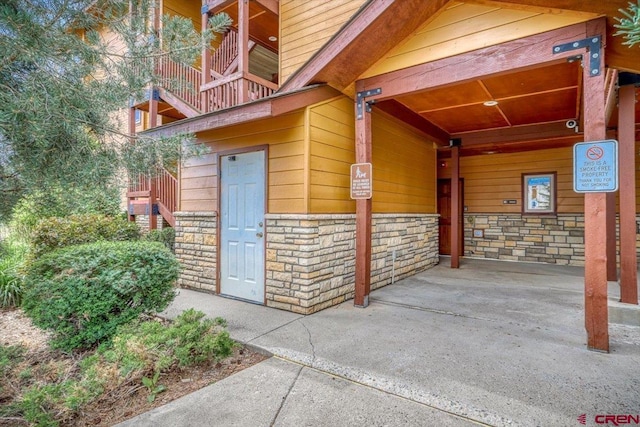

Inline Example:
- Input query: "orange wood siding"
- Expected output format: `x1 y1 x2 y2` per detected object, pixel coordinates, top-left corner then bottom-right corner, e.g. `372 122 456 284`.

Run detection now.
361 2 596 79
180 111 306 213
308 97 355 213
308 97 437 214
280 0 365 85
439 147 582 213
372 111 437 214
163 0 201 33
163 0 209 68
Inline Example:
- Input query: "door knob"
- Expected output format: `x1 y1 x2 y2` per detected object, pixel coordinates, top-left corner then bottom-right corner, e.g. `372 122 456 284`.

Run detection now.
256 232 263 238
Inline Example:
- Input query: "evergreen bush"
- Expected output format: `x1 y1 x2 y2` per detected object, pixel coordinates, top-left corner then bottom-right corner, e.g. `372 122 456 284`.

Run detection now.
30 213 140 257
22 241 179 351
142 227 175 253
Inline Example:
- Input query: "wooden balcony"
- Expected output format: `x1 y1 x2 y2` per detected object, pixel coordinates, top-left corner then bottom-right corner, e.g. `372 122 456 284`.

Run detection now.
201 71 277 112
138 50 277 117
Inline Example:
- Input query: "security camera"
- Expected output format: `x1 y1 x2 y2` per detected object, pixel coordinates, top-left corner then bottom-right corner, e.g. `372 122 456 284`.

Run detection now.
566 120 577 129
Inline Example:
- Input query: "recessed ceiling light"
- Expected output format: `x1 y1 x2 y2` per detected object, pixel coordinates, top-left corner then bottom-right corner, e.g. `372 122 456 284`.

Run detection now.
483 100 498 107
268 36 277 42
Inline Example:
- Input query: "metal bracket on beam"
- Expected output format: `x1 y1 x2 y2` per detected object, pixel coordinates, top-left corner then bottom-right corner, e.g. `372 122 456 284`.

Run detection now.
201 4 210 14
147 88 160 101
553 36 602 77
356 88 382 120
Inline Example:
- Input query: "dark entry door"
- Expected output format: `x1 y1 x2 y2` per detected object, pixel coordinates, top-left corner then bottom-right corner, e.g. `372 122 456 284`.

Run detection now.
437 179 463 255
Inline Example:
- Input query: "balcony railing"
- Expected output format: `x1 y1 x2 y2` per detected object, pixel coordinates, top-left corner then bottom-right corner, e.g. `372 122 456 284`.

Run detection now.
127 168 177 227
211 29 238 76
156 55 202 111
201 72 277 112
156 168 177 215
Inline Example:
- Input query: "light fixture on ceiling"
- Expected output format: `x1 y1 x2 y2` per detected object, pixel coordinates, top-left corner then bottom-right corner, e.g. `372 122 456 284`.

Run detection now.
268 36 277 42
483 100 498 107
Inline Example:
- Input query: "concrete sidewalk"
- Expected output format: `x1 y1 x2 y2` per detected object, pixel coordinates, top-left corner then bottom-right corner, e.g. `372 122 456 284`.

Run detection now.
118 258 640 426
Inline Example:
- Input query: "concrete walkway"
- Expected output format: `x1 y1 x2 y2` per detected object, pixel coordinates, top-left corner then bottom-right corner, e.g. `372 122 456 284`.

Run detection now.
118 258 640 427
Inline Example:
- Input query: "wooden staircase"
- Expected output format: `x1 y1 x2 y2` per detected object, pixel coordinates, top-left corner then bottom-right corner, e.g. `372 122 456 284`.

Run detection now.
129 31 278 229
128 168 177 229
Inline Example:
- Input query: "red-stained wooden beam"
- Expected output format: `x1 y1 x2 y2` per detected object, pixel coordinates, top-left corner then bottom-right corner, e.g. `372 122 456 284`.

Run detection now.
271 85 341 117
452 121 580 146
237 0 249 104
375 100 450 145
201 9 212 113
148 176 157 231
128 106 136 223
582 19 608 352
359 21 591 102
148 87 159 231
605 70 618 283
354 84 372 308
604 69 618 125
606 193 617 282
451 144 460 269
280 0 449 92
148 91 158 129
618 80 639 305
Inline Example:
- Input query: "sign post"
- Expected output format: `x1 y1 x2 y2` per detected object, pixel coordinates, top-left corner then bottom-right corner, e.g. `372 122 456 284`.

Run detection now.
573 140 618 193
574 139 618 353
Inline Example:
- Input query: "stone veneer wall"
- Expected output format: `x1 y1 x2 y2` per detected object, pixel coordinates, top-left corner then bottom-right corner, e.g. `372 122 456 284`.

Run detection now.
265 214 439 314
173 212 217 292
463 214 586 265
134 215 170 232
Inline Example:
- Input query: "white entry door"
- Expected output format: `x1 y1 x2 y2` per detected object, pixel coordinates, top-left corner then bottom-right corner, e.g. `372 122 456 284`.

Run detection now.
220 151 265 303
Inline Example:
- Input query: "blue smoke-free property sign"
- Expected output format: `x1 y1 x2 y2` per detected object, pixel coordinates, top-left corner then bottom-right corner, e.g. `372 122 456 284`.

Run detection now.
573 140 618 193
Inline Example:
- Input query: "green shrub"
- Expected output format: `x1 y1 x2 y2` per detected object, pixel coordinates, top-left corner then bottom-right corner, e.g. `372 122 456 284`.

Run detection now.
142 227 175 253
31 213 140 257
9 188 122 239
22 241 179 351
0 239 28 308
105 309 234 376
0 267 22 308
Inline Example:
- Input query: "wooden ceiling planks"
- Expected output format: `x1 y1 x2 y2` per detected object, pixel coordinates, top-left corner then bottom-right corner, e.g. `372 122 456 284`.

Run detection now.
213 0 279 52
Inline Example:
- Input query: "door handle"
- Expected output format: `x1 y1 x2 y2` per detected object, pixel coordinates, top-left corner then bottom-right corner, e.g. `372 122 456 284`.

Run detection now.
256 232 263 238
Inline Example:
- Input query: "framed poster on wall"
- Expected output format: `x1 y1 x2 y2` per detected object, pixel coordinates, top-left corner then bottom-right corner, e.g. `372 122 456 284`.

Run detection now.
522 172 556 215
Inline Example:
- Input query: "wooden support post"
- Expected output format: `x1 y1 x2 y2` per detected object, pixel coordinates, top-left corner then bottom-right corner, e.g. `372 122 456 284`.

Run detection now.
128 106 136 223
152 0 160 32
582 20 608 352
618 81 638 304
238 0 249 104
606 192 617 282
148 90 158 231
451 144 460 269
201 9 212 112
149 89 158 129
149 177 157 231
354 93 372 308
